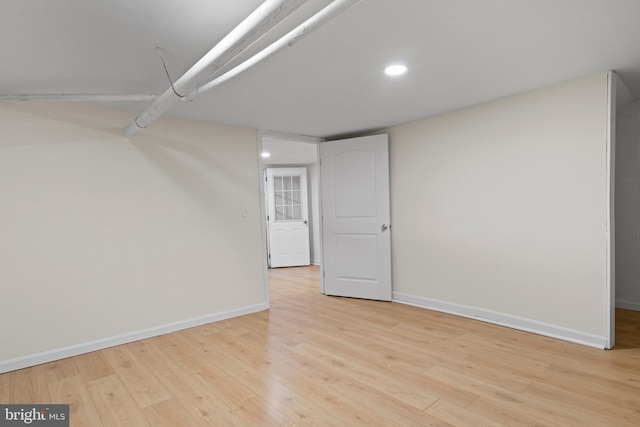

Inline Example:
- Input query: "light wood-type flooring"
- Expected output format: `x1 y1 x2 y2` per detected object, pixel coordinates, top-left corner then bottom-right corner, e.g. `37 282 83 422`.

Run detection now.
2 265 640 426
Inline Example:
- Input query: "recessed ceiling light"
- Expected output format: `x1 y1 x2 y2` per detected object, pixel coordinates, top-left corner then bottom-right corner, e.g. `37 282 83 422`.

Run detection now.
384 64 407 77
261 152 271 158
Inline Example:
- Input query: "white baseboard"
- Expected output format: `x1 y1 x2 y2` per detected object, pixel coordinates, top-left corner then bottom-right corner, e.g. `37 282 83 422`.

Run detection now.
0 303 268 374
616 299 640 311
393 292 607 349
312 260 321 266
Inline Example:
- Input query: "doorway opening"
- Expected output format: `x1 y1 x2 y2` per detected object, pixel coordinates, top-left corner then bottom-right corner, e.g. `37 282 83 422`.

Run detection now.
259 134 322 292
259 132 393 303
613 74 640 350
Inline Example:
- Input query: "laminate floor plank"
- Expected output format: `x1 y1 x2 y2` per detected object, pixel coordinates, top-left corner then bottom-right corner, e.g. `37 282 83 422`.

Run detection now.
86 374 149 427
101 345 172 408
0 372 10 402
155 369 247 427
48 375 103 427
71 351 114 382
8 364 50 404
142 398 210 427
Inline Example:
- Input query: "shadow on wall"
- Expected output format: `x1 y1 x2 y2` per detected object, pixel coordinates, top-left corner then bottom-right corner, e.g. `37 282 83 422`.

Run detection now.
133 130 257 220
616 99 640 312
5 102 128 140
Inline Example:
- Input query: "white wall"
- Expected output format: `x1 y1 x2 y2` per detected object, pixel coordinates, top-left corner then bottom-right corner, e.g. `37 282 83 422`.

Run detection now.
262 137 318 165
616 99 640 311
389 73 611 347
0 102 266 372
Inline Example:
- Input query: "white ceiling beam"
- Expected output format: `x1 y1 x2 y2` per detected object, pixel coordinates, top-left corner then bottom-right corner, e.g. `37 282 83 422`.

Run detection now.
194 0 361 97
123 0 307 138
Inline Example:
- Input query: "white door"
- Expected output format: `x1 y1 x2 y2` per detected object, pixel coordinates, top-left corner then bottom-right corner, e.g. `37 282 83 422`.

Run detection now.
320 134 392 301
266 167 311 268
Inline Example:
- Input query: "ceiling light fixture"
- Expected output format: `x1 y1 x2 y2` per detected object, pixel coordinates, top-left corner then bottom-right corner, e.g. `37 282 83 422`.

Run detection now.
261 152 271 158
384 64 407 77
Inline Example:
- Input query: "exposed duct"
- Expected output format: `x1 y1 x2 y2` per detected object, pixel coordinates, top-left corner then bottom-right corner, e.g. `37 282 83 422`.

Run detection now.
194 0 360 97
123 0 307 137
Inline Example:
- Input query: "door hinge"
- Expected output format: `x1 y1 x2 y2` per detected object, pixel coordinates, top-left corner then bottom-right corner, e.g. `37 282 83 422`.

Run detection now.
323 270 325 278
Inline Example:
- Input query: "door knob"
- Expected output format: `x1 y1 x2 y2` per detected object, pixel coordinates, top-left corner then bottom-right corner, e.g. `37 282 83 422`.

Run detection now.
304 220 308 225
381 224 389 232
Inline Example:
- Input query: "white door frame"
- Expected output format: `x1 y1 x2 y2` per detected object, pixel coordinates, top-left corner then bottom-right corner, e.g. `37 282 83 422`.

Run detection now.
258 132 391 299
605 71 616 349
258 132 324 299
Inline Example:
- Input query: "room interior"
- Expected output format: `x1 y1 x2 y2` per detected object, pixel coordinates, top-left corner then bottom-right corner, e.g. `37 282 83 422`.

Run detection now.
2 0 640 424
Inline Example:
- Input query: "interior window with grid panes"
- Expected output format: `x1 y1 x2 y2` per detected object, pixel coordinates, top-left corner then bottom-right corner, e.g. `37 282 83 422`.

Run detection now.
274 175 302 221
